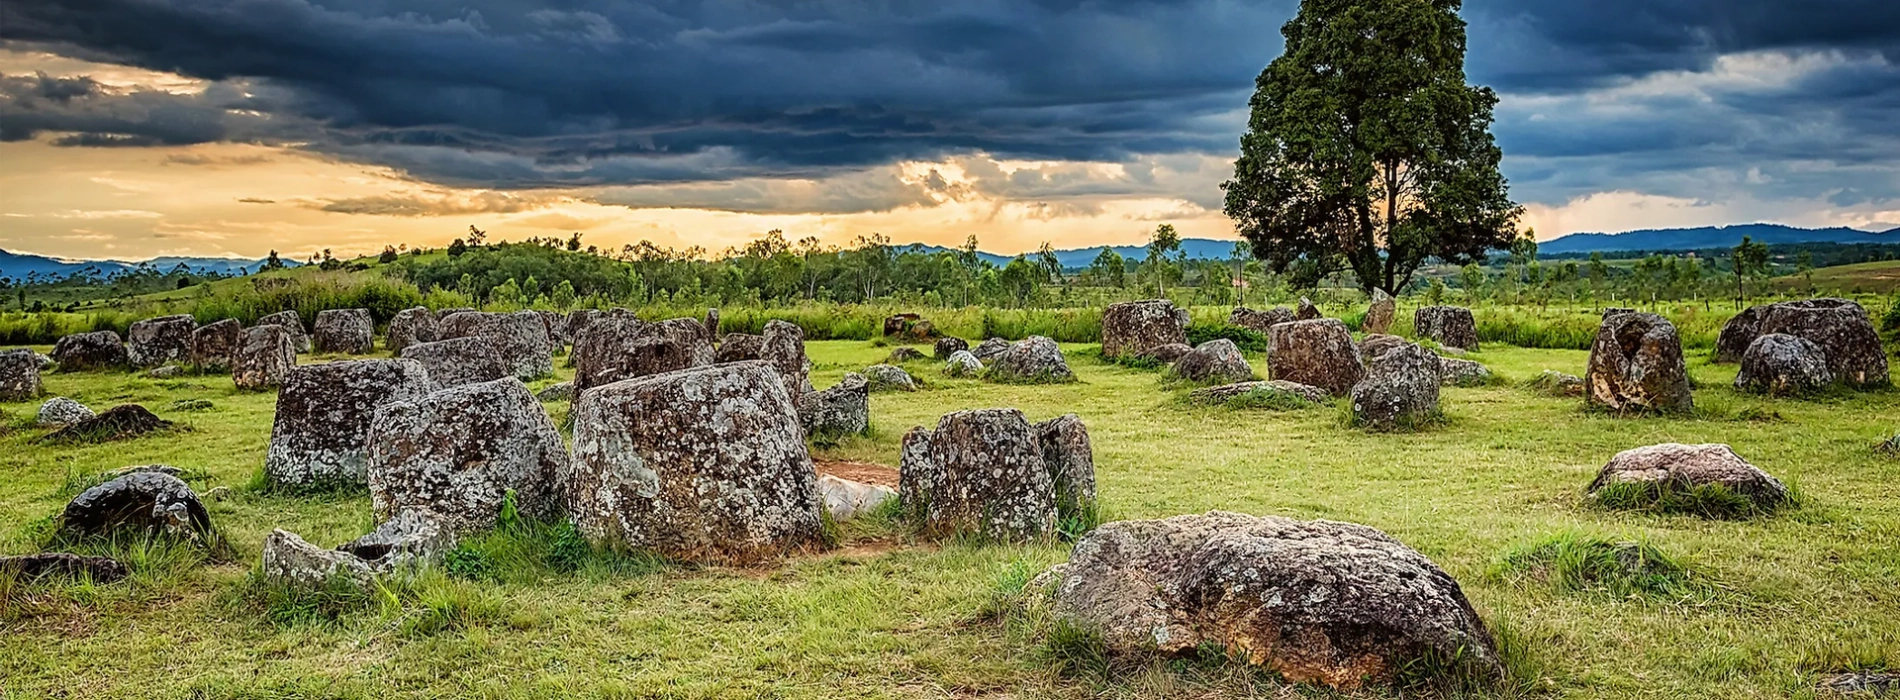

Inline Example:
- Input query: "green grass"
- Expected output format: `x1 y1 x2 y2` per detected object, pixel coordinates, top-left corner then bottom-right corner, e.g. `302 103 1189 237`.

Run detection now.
1493 533 1713 603
2 338 1899 698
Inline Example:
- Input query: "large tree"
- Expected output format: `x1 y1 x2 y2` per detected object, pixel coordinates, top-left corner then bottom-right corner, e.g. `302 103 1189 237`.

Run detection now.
1222 0 1521 296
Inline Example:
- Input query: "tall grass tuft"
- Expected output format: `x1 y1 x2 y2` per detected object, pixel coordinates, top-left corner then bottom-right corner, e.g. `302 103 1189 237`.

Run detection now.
1494 533 1713 602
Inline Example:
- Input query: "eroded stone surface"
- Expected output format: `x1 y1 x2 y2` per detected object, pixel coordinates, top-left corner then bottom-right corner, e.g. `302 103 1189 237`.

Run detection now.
401 337 508 389
934 337 970 359
128 315 196 368
760 320 809 400
1414 306 1480 350
385 307 438 355
438 311 554 380
265 359 434 489
798 372 869 439
573 313 712 392
1101 300 1189 358
1734 333 1833 395
1586 312 1693 414
717 333 765 363
1295 297 1321 321
971 337 1011 361
313 309 375 354
38 397 93 426
898 408 1055 541
818 475 895 521
261 509 453 589
191 319 242 371
1040 511 1500 690
1350 342 1442 430
1359 334 1408 362
1034 414 1096 519
568 361 823 562
1229 306 1296 335
943 351 983 378
1755 298 1888 387
986 336 1074 383
1438 357 1494 387
234 325 298 390
1138 343 1193 363
863 364 918 392
536 381 575 402
1267 319 1363 396
60 471 212 544
254 310 312 353
367 378 570 533
1362 289 1396 335
1587 443 1789 510
0 349 42 401
53 331 128 371
1169 339 1254 385
886 347 927 364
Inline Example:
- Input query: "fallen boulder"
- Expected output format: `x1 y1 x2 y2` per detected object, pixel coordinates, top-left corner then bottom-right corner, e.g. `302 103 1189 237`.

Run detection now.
885 347 927 364
42 404 172 443
261 509 453 589
536 381 574 402
59 470 212 544
1267 319 1363 396
1137 343 1193 364
53 331 128 371
367 378 570 533
863 364 918 392
568 361 824 562
1585 311 1693 414
265 359 434 490
1039 511 1500 690
127 315 196 368
1756 298 1888 387
971 337 1011 361
1101 299 1189 358
818 475 896 521
1438 357 1494 387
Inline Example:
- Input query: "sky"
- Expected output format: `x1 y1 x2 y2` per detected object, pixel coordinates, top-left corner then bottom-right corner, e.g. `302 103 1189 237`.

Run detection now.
2 0 1899 262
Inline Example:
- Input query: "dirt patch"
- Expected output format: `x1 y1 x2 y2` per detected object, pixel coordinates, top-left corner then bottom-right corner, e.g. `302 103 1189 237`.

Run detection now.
814 458 898 487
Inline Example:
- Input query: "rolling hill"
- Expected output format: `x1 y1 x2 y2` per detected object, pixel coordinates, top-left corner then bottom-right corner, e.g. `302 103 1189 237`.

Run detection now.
0 249 290 280
1540 223 1900 254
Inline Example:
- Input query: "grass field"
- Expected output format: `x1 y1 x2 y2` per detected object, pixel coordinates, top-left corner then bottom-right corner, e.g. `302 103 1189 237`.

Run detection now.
3 340 1899 699
1775 260 1900 295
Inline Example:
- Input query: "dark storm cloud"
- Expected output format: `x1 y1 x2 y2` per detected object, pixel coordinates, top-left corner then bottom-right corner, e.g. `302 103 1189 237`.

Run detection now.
3 0 1900 215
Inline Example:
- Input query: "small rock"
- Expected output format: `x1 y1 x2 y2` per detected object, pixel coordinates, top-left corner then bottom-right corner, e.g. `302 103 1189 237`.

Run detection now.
818 475 896 521
1438 357 1494 387
885 347 927 364
261 509 453 590
798 373 870 439
42 405 173 443
1734 333 1832 395
863 364 918 392
146 364 185 379
1295 296 1321 320
1530 370 1585 397
986 336 1074 383
1358 334 1409 362
1587 443 1790 512
37 397 94 426
203 486 232 502
1169 339 1254 385
942 350 983 378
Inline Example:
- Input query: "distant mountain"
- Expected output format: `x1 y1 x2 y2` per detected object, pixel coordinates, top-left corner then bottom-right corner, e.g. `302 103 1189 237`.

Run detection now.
904 238 1242 270
1541 224 1900 254
0 249 289 280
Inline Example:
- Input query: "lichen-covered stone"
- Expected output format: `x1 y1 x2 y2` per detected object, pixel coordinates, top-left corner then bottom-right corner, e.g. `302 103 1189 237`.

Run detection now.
53 330 128 371
573 314 712 392
568 361 824 563
703 308 720 339
1267 319 1364 396
1034 414 1096 518
1587 443 1789 510
38 397 93 426
1734 333 1833 395
934 337 970 359
564 309 603 347
1358 333 1408 362
986 336 1074 383
367 378 570 533
797 372 870 439
385 307 438 355
233 325 298 390
313 308 375 354
1362 289 1396 334
1712 305 1765 363
265 359 434 489
1438 357 1494 387
898 408 1055 541
0 349 42 401
261 509 453 589
438 311 554 380
1138 343 1193 364
1295 296 1321 321
127 315 196 368
1169 339 1254 385
1350 342 1442 430
1040 511 1499 690
943 350 983 378
538 310 571 348
1414 306 1480 350
254 310 312 353
863 364 918 392
536 381 574 402
1754 298 1888 387
885 347 927 364
717 333 765 363
971 337 1011 361
1229 306 1296 335
60 470 213 544
1189 380 1330 405
400 337 508 389
1101 300 1189 358
760 320 809 400
190 318 242 371
1586 311 1693 414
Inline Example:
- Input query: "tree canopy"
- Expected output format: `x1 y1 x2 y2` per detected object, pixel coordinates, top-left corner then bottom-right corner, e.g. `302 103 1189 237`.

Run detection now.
1222 0 1521 295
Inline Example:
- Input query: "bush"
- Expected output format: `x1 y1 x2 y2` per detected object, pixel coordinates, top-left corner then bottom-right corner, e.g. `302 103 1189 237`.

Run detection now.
1184 322 1267 353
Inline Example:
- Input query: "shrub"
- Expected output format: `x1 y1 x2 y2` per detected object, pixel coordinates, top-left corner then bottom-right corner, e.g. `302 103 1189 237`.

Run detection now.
1184 322 1267 353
